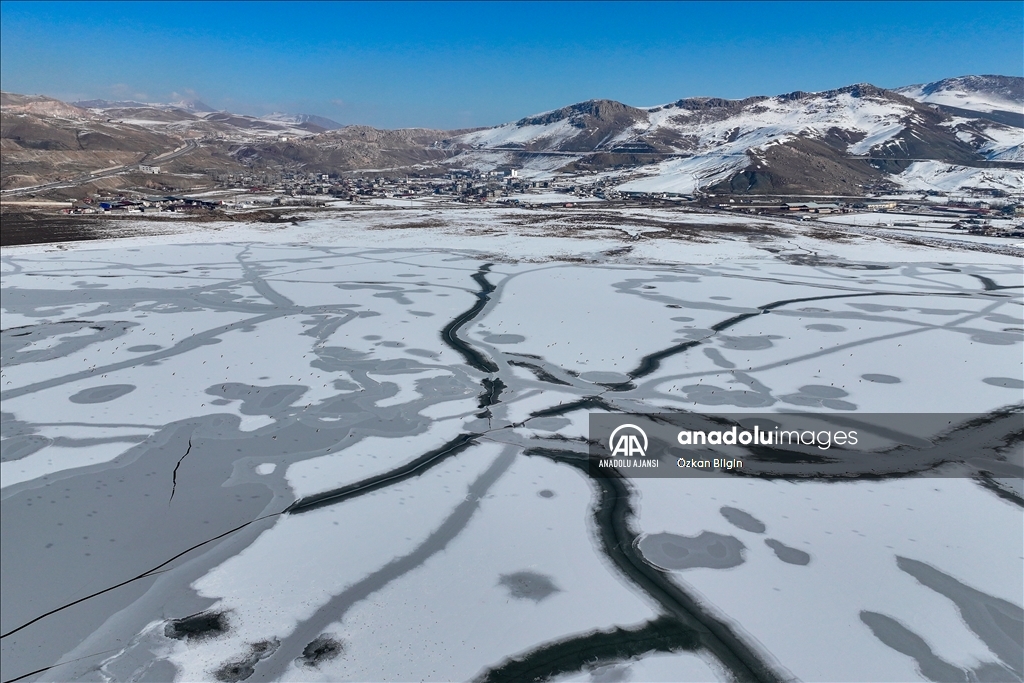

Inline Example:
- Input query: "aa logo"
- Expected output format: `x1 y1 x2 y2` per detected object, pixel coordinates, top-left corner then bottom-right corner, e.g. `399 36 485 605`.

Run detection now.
608 424 648 457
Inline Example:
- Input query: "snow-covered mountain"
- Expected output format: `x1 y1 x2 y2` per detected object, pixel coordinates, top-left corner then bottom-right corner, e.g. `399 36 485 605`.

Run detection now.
261 112 344 131
448 83 1022 195
897 75 1023 115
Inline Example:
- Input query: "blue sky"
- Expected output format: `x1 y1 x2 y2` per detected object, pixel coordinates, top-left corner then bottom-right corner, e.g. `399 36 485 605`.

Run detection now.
1 1 1021 129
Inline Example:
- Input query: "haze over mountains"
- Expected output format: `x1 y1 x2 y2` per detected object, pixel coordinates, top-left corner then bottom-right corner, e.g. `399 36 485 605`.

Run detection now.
2 75 1021 196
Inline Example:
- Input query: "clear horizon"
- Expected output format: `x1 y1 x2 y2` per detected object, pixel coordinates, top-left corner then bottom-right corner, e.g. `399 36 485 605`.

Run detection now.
1 0 1021 129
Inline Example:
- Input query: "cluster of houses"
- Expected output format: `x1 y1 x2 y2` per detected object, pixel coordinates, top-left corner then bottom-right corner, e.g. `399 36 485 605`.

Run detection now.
211 169 558 204
64 195 221 215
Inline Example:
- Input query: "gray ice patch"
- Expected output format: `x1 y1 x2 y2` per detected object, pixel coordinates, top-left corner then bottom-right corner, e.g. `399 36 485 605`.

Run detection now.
2 321 137 366
69 384 136 404
677 329 715 340
986 314 1021 325
498 571 561 602
897 556 1023 677
848 303 907 312
311 346 369 371
718 335 777 350
580 371 630 384
483 334 526 345
863 374 901 384
1 434 51 462
800 385 848 398
1 411 36 438
703 347 735 369
805 324 846 332
637 532 745 570
528 417 572 432
205 383 307 416
127 344 163 352
780 385 856 411
720 506 766 533
405 348 439 359
764 539 811 565
970 332 1021 346
679 384 776 408
860 612 968 683
982 377 1024 390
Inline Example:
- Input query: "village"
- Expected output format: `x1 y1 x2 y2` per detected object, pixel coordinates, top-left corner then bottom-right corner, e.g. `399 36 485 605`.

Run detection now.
51 166 1023 239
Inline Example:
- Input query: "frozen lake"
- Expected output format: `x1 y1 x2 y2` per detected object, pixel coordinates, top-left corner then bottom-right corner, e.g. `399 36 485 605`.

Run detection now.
2 212 1022 683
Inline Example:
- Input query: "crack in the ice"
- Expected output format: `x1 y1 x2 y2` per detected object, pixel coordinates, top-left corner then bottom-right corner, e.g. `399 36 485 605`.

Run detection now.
627 289 975 380
169 438 192 504
287 433 483 514
518 445 790 683
0 647 123 683
440 263 499 373
0 513 282 640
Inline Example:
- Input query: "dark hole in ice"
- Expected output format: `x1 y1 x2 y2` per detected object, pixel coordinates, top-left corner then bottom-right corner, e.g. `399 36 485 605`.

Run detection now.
164 611 227 641
499 571 561 602
637 532 745 570
765 539 811 565
299 635 343 667
538 489 555 498
215 661 254 682
862 374 901 384
720 506 766 533
983 377 1024 390
69 384 136 404
214 639 279 682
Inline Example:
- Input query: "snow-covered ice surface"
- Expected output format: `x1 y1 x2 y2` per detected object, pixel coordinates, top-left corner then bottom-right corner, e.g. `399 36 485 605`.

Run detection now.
2 208 1022 683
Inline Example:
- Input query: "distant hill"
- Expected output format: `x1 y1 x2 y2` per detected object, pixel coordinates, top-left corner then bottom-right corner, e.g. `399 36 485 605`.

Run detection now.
4 76 1022 195
74 98 217 113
